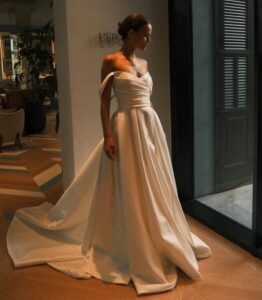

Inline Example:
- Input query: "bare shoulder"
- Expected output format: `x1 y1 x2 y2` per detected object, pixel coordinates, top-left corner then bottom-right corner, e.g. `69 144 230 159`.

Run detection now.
101 53 119 80
101 54 114 79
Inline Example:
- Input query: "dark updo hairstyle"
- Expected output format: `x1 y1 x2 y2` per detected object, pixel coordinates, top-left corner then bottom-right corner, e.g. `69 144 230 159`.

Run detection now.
117 13 149 41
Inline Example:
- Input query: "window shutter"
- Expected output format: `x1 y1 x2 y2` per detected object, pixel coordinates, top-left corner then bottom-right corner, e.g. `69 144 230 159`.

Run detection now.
224 0 247 50
222 0 249 110
214 0 254 193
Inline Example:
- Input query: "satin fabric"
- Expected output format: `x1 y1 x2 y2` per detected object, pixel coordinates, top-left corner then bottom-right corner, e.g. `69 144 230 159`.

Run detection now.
6 71 212 295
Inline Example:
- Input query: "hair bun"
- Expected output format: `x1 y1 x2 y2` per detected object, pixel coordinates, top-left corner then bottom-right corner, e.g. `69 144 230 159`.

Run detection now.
117 13 149 41
117 21 124 37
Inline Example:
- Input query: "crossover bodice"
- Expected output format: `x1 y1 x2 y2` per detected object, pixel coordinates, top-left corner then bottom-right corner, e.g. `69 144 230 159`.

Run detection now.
99 71 153 111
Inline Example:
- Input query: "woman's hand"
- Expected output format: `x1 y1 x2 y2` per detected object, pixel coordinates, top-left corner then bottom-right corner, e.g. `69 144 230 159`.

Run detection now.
104 136 116 161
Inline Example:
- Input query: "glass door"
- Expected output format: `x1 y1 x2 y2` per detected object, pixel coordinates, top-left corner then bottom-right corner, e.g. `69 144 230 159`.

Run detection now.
168 0 262 257
193 0 254 230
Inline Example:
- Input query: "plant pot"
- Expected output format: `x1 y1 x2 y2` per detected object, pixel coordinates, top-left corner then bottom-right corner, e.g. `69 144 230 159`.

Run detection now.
25 100 46 134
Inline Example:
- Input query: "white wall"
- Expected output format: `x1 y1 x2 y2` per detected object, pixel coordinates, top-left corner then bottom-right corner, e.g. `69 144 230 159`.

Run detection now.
53 0 171 188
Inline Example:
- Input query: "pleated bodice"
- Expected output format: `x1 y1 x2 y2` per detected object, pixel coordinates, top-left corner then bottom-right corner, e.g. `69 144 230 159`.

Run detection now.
99 71 153 111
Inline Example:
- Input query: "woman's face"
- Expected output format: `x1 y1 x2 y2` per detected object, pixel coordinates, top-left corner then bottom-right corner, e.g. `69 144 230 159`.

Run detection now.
132 23 152 50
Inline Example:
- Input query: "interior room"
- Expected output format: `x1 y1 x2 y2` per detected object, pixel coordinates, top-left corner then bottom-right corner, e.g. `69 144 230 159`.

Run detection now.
0 0 262 299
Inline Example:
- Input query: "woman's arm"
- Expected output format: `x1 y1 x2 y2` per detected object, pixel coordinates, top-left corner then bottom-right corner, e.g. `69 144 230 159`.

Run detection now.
100 56 116 161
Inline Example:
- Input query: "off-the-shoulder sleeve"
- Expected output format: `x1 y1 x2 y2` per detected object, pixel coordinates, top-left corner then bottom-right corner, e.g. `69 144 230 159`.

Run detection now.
98 71 115 99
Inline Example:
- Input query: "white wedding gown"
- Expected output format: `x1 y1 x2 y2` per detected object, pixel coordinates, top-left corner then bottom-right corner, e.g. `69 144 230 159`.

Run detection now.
6 71 212 295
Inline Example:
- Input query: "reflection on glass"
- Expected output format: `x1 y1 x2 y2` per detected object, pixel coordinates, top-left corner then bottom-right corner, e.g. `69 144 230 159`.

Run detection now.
0 33 19 80
192 0 253 229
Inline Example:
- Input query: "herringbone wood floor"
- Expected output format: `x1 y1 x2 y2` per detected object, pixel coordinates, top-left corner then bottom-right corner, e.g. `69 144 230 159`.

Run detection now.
0 112 262 300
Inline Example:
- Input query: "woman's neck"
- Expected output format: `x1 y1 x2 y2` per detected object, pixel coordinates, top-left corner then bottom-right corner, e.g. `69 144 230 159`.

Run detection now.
120 42 136 58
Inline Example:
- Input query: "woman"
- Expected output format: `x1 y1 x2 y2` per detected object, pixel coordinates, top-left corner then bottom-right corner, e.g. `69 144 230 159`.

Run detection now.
101 14 152 162
7 13 212 295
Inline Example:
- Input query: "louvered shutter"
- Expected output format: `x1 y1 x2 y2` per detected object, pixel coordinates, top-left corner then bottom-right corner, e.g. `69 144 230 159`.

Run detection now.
224 56 235 109
223 0 249 110
224 0 247 50
214 0 253 192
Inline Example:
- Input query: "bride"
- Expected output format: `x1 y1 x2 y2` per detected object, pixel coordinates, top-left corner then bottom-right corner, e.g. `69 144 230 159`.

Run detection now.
6 13 212 295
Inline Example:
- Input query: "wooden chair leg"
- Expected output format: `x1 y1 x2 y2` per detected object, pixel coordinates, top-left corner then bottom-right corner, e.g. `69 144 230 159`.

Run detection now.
15 132 22 149
0 134 2 153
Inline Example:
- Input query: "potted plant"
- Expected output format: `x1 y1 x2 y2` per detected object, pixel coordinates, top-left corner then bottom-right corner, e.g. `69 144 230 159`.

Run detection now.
13 61 24 88
15 20 56 134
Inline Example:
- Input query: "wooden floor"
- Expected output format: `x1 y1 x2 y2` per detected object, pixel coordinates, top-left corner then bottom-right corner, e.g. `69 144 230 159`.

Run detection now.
1 112 262 300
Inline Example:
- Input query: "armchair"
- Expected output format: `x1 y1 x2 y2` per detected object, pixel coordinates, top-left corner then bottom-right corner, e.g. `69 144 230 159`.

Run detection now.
0 109 25 152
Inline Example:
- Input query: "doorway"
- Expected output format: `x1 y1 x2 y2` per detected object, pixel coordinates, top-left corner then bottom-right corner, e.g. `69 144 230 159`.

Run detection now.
168 0 262 257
